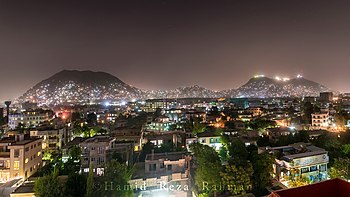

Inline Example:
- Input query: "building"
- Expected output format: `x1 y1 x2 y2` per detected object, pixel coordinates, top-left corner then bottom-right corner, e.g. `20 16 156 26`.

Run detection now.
147 116 175 132
311 112 330 129
263 143 328 187
186 131 223 152
8 110 51 130
30 129 64 152
142 99 177 113
319 92 333 102
80 136 134 175
0 135 43 182
129 152 190 197
268 178 350 197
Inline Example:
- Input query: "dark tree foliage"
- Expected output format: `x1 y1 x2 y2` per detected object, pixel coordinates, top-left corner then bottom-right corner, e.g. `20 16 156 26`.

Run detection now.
65 173 87 197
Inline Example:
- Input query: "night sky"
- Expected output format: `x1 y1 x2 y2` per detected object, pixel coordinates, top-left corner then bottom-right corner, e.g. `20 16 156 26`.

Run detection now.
1 0 350 102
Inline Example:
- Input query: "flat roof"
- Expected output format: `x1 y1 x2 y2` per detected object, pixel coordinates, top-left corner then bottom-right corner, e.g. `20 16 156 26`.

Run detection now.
269 178 350 197
145 152 187 161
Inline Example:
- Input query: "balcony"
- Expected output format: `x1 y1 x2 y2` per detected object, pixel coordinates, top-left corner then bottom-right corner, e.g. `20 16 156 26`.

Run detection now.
0 152 10 158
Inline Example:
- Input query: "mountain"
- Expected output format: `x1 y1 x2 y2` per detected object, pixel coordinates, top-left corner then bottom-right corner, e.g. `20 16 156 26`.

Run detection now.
19 70 143 106
144 85 223 99
18 70 335 106
226 76 332 98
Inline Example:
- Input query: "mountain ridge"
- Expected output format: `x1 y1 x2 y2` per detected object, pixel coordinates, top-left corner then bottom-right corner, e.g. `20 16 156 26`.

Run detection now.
18 70 335 106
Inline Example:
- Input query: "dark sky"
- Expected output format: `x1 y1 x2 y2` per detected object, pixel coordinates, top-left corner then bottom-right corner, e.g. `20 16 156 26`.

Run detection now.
1 0 350 102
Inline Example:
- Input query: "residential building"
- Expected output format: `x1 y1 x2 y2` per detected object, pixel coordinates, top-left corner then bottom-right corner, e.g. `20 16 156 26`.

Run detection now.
263 143 328 187
8 110 51 130
311 112 330 129
0 135 43 182
80 136 134 175
30 129 64 152
130 152 190 197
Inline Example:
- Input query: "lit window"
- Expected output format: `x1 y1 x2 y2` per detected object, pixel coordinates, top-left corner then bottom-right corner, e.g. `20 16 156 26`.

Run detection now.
14 161 19 170
25 158 29 164
37 152 41 156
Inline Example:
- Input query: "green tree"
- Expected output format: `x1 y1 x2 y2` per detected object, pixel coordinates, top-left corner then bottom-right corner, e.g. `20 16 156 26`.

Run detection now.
65 173 87 197
190 143 222 196
100 160 134 197
286 168 310 188
34 168 63 197
329 158 350 180
342 144 350 157
220 163 253 195
86 164 94 197
227 138 249 165
251 153 274 196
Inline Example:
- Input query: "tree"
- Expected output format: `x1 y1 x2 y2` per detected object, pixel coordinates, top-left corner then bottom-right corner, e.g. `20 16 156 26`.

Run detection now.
220 163 253 195
227 138 249 165
286 168 310 188
86 112 97 127
100 160 134 197
65 173 86 197
86 164 94 197
34 168 63 197
190 143 222 196
192 120 206 136
294 130 309 143
329 158 350 180
342 144 350 157
251 153 274 196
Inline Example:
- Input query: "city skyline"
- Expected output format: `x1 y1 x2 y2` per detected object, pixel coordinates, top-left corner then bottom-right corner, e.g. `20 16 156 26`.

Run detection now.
2 0 350 101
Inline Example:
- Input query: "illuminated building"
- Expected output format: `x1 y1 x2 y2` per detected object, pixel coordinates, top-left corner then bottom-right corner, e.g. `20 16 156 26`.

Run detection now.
263 143 328 187
8 110 51 130
129 152 190 197
30 129 64 152
0 135 43 182
311 112 330 129
147 115 175 132
80 136 134 175
186 131 223 152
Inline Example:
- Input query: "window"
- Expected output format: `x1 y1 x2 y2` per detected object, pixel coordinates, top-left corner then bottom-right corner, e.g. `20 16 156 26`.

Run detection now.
310 166 318 172
14 150 20 157
320 164 327 172
301 167 309 173
25 147 29 152
14 161 19 170
25 158 29 164
160 163 165 168
149 163 156 171
167 165 172 171
37 151 41 156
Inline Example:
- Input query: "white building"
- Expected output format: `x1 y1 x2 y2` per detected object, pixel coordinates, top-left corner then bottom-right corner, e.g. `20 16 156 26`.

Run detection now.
311 112 330 129
8 110 51 130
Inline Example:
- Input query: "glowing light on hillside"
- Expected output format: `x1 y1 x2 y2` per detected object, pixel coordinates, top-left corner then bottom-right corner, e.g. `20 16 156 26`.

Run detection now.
254 75 265 78
297 74 303 78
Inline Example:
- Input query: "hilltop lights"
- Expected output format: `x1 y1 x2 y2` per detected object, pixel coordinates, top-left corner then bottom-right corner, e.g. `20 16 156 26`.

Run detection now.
254 74 265 78
297 74 303 78
275 76 290 82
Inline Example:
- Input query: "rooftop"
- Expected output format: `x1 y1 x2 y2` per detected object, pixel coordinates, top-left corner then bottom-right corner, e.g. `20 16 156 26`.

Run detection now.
269 178 350 197
145 151 187 161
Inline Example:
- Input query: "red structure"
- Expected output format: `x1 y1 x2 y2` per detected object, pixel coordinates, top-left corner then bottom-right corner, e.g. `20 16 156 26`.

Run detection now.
269 178 350 197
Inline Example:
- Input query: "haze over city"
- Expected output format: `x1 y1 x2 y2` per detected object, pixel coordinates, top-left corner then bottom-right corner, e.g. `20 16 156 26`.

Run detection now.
1 1 350 102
